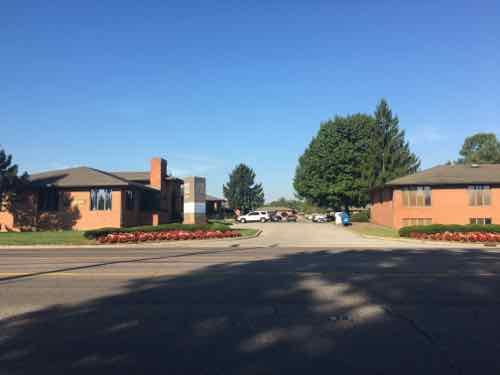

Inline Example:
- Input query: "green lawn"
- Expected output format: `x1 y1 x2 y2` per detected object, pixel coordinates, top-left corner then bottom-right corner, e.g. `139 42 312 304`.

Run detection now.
0 227 259 246
350 223 400 238
236 228 260 237
0 231 93 246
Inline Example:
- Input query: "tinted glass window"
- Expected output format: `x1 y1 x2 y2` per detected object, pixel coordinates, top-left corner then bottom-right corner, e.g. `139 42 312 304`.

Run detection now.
90 188 112 211
125 190 135 210
402 186 432 207
38 189 59 211
470 218 492 225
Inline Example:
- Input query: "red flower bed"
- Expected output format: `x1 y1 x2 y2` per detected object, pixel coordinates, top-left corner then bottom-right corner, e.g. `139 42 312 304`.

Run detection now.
97 230 241 244
410 231 500 243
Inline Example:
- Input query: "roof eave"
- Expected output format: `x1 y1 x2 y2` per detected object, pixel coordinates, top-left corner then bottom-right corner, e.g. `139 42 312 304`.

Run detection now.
386 181 500 188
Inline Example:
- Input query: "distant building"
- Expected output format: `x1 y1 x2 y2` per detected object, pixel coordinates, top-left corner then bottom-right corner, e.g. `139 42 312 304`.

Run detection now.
370 164 500 228
205 195 227 219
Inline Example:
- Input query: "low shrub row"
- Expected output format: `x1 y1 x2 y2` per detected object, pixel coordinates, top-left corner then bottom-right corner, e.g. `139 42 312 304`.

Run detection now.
408 231 500 243
399 224 500 237
98 230 241 244
84 222 231 239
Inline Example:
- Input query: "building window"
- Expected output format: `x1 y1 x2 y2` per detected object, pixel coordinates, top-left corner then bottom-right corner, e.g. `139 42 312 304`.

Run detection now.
402 218 432 227
470 218 492 225
90 188 112 211
468 185 491 206
38 189 59 211
402 187 432 207
125 190 136 210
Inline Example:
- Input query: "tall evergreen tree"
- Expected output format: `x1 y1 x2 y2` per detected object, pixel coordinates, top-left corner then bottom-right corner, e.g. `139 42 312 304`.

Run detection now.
365 99 420 188
223 164 264 212
0 148 27 210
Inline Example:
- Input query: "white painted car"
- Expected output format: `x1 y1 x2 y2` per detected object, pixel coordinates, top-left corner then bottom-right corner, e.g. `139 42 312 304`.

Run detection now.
312 214 328 223
238 211 270 223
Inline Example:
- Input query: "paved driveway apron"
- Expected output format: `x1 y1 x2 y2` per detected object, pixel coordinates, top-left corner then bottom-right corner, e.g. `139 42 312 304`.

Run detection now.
235 221 401 247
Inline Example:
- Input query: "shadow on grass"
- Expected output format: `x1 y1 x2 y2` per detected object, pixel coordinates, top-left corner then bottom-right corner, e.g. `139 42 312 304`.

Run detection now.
1 248 500 374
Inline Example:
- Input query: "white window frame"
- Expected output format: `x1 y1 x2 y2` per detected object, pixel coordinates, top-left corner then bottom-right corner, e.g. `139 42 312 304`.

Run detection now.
402 186 432 207
468 185 491 206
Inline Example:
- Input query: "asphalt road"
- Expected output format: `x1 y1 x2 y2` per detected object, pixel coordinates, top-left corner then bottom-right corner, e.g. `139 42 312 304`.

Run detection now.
2 244 500 374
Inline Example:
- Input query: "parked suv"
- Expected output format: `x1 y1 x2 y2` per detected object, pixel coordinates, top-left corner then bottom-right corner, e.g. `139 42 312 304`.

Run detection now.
238 211 270 223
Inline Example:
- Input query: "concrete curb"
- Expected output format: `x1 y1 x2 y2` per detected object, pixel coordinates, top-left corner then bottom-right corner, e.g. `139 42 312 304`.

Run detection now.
230 229 263 241
0 228 262 250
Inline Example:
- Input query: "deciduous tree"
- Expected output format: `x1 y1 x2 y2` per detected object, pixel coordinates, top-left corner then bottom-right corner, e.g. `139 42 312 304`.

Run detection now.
293 114 373 210
457 133 500 164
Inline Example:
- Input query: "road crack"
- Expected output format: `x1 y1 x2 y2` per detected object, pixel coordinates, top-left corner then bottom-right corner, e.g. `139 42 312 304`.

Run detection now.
383 305 462 375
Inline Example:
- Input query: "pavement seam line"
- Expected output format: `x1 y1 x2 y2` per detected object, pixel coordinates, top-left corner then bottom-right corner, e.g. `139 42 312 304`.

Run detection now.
382 305 462 375
0 246 264 283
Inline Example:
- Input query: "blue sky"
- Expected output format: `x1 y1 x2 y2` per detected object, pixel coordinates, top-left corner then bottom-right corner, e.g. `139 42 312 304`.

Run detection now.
2 1 499 201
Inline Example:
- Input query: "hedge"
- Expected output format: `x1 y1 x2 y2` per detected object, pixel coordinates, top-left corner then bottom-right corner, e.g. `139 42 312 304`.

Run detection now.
84 222 231 239
399 224 500 237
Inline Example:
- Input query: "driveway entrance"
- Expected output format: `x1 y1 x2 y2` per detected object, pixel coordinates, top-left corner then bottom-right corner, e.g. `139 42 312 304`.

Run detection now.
234 221 395 247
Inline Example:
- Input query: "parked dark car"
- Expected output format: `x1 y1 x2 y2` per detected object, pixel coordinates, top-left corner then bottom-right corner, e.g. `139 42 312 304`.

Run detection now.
281 211 297 222
267 210 297 222
269 211 282 222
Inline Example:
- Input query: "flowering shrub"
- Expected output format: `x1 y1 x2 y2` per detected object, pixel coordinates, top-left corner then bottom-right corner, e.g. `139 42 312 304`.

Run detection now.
84 223 231 239
97 230 241 244
399 224 500 237
409 231 500 243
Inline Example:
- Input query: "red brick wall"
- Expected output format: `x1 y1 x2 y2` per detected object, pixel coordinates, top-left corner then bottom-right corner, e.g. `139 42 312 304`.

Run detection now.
370 188 394 227
1 189 123 231
393 186 500 228
372 186 500 229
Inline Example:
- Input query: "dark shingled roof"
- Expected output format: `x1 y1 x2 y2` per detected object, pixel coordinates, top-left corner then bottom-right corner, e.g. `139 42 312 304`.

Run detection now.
112 171 150 181
112 171 183 183
386 164 500 187
206 194 226 202
29 167 156 191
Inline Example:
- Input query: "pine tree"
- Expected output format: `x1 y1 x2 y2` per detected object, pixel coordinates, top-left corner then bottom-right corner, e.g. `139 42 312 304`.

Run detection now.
366 99 420 188
223 164 264 212
0 148 27 210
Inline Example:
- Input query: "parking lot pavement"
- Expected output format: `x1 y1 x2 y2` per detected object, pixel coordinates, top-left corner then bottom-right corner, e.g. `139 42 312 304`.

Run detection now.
234 221 365 247
2 245 500 374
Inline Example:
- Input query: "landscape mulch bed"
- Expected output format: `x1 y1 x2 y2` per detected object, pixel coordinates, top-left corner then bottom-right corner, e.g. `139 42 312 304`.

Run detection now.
97 230 241 244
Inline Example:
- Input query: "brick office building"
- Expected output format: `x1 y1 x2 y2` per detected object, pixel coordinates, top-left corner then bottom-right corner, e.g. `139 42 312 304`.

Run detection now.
370 164 500 229
0 157 184 231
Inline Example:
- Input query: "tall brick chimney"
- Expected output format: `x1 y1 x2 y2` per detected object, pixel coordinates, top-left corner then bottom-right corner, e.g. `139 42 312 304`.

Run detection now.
150 157 167 193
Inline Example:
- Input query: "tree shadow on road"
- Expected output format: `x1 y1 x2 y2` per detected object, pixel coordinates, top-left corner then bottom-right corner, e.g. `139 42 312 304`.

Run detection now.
1 248 500 374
